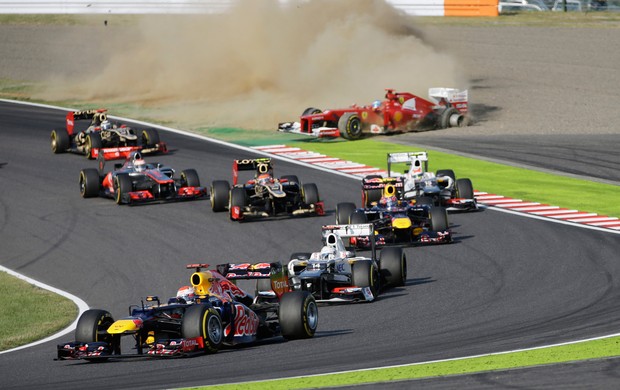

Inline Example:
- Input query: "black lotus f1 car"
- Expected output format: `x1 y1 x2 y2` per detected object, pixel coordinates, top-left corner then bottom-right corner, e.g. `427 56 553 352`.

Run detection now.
210 158 324 221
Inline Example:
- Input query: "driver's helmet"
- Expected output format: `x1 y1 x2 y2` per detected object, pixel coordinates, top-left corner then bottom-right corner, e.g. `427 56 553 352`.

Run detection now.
372 100 381 110
101 120 112 131
176 285 195 303
134 158 146 172
408 161 423 180
257 173 272 186
380 184 398 208
320 246 336 260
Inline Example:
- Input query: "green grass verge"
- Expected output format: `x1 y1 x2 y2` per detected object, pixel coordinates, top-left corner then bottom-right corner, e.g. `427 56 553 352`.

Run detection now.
0 271 77 351
190 335 620 389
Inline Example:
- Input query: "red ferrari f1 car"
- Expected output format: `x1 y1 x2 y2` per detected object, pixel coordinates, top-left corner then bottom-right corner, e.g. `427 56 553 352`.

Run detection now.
79 151 207 205
57 263 318 361
278 88 469 140
51 109 168 159
210 158 324 221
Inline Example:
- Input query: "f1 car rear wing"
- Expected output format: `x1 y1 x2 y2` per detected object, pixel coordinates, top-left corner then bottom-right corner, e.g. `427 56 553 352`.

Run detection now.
387 152 428 177
66 109 107 135
322 223 377 256
233 158 273 185
215 262 291 299
428 88 468 113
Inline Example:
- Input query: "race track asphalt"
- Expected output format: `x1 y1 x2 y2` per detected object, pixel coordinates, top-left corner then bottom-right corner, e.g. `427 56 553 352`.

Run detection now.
1 101 620 389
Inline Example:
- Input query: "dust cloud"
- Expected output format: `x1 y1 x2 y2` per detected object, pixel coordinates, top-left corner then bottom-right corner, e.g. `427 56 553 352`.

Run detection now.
39 0 464 130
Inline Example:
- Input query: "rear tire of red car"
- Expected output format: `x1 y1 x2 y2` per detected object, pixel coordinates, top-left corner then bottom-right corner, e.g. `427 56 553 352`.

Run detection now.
85 132 103 159
141 129 160 148
181 169 200 187
279 291 318 340
302 183 320 205
182 305 223 354
210 180 230 212
75 309 115 344
439 107 460 129
114 174 132 205
79 168 100 198
352 260 379 298
379 247 407 287
338 113 363 140
336 202 356 225
50 129 70 154
456 178 474 199
429 206 449 232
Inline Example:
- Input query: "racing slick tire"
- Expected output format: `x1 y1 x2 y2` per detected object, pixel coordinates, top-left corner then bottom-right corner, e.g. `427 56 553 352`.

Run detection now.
362 174 383 207
436 169 456 182
75 309 115 345
114 174 133 205
456 178 474 199
302 183 320 205
352 260 379 298
182 304 223 354
79 168 101 198
141 128 160 148
279 291 318 340
85 132 103 159
336 202 356 224
439 107 462 129
210 180 230 212
350 210 368 224
429 206 449 232
302 107 322 116
51 129 70 154
379 247 407 287
230 187 247 208
181 169 201 188
338 112 363 140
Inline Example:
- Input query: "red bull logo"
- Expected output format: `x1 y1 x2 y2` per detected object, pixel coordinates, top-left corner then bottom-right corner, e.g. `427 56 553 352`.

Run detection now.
234 304 259 337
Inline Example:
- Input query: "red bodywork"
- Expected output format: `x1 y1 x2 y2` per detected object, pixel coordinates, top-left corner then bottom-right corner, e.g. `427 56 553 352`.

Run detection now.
280 88 468 139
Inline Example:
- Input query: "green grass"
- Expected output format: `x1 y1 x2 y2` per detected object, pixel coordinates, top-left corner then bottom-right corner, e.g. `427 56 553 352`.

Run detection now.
190 335 620 389
0 271 77 351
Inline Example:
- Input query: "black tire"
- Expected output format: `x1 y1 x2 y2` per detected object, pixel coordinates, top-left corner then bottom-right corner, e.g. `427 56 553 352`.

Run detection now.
351 260 378 297
439 107 461 129
141 128 160 148
379 247 407 287
279 291 318 339
114 174 132 205
181 169 200 187
302 183 320 205
302 107 322 116
429 206 449 231
79 168 100 198
456 178 474 199
85 132 103 159
436 169 456 182
210 180 230 212
338 112 363 140
75 309 115 344
51 129 70 154
181 304 223 354
350 210 368 224
230 187 247 208
280 175 300 186
336 202 356 225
